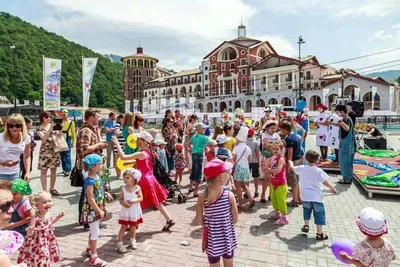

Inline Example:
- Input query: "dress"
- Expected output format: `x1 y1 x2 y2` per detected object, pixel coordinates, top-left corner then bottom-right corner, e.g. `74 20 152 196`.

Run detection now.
118 186 143 226
17 213 61 267
136 149 169 210
80 177 106 224
328 113 340 149
313 112 329 147
204 190 237 257
37 125 60 169
352 239 395 267
173 151 186 170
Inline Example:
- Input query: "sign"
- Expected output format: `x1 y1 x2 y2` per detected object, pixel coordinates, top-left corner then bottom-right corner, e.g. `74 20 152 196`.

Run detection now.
143 99 149 113
34 100 40 106
133 99 139 112
125 100 130 113
43 57 62 110
82 58 98 109
322 88 330 107
169 97 176 109
179 97 185 110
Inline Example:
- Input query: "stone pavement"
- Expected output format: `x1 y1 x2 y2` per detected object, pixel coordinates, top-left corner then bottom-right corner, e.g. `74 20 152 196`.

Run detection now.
11 135 400 267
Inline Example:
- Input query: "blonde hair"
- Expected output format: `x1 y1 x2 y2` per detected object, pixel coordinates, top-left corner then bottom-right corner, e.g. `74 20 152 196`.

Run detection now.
3 113 27 142
29 191 51 207
123 112 135 128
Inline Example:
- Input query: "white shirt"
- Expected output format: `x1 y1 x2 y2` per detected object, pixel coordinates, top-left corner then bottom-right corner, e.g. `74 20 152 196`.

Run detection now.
293 165 329 203
0 133 30 175
232 142 251 168
261 132 280 143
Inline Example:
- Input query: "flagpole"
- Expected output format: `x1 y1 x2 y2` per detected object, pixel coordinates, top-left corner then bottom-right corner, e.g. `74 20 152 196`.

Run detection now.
82 56 85 118
42 55 45 110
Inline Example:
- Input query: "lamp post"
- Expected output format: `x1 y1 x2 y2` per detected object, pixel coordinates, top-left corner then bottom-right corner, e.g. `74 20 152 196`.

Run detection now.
10 40 17 111
297 36 305 102
340 68 345 98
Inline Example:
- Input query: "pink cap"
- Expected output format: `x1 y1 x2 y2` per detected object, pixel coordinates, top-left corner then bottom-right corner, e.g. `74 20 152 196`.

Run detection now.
203 159 233 178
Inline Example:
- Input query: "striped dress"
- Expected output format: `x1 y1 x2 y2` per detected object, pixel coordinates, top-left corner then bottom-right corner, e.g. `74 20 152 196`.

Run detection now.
204 190 237 257
114 123 126 154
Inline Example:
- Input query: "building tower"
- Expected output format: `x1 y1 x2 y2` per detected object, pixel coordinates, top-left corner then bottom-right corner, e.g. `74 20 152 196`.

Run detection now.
238 23 246 38
121 47 159 112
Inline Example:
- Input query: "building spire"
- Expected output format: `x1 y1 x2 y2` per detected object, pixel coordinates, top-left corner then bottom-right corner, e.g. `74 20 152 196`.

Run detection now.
238 19 246 38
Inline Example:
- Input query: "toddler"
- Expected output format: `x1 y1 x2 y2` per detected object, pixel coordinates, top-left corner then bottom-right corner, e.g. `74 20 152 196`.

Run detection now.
291 150 336 239
216 148 235 191
205 140 217 162
5 179 34 237
157 141 169 173
17 191 64 267
173 143 186 184
340 207 395 267
246 128 260 198
116 168 143 253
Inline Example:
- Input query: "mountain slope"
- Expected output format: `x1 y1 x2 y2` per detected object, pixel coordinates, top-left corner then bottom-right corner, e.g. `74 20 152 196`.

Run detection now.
0 12 123 111
103 54 122 63
365 69 400 82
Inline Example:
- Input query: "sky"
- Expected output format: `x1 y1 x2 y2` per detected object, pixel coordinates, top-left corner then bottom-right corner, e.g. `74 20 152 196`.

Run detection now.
1 0 400 72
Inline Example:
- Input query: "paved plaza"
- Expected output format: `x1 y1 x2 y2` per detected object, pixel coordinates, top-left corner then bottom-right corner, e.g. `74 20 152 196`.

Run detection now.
11 135 400 267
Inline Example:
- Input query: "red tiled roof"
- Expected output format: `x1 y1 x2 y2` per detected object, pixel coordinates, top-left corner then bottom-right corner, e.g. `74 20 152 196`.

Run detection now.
251 54 300 69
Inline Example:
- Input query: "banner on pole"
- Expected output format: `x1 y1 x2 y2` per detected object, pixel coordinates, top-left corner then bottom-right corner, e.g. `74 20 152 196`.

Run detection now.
143 99 149 114
371 87 377 111
337 87 342 98
169 97 176 109
389 86 394 112
125 100 131 112
179 97 185 110
322 88 329 107
189 97 195 111
133 99 139 112
82 58 98 109
34 100 40 106
43 57 62 110
354 87 360 101
160 99 166 113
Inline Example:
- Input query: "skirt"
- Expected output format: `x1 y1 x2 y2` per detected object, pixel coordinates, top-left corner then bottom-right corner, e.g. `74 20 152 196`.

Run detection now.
138 175 169 210
233 164 252 182
119 204 143 226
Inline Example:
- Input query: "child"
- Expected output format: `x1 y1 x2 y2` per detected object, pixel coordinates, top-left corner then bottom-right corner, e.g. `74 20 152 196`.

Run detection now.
340 207 395 267
232 127 255 209
81 154 113 266
116 168 143 253
157 141 169 173
216 134 232 157
260 120 280 203
290 150 336 240
264 141 288 225
196 159 238 267
205 140 217 162
216 148 235 191
246 128 260 198
17 191 64 267
5 179 34 237
173 143 186 185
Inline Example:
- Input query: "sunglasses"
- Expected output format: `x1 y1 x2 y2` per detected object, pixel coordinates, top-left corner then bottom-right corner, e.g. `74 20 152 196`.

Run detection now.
7 123 22 129
0 200 14 213
45 116 51 119
167 121 173 123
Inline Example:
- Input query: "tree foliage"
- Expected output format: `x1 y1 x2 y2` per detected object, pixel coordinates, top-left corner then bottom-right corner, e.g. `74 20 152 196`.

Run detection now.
0 12 123 111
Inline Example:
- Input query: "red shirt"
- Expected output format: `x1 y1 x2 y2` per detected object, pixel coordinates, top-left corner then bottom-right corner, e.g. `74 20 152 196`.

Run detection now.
270 155 286 187
205 149 215 162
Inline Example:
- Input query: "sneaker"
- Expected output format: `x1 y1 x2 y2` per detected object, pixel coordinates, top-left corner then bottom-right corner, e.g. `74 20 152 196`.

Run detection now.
116 243 128 254
63 171 70 177
268 212 282 220
85 247 91 257
130 240 138 250
275 217 289 225
89 256 107 266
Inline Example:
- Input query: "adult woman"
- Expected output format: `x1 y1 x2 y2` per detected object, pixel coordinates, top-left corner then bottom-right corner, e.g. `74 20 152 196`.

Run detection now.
112 132 175 231
162 118 179 175
122 112 135 155
37 111 61 195
162 109 174 125
184 115 197 171
212 125 223 140
0 114 31 181
133 115 145 134
0 180 14 266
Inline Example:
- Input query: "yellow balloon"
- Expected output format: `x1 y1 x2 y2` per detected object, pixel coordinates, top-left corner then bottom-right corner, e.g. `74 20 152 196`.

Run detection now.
116 157 135 170
244 118 253 125
127 134 137 149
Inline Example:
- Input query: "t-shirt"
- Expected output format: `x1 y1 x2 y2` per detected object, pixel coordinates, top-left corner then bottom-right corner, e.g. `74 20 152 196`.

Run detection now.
284 134 302 161
191 134 209 154
246 137 260 163
12 199 32 219
104 120 116 142
225 137 236 152
340 117 352 139
0 133 30 175
232 142 251 168
348 111 357 127
293 165 329 203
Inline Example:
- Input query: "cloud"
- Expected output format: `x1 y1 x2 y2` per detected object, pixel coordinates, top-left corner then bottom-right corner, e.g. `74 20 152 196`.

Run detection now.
253 35 297 57
372 30 396 40
393 24 400 29
43 0 256 39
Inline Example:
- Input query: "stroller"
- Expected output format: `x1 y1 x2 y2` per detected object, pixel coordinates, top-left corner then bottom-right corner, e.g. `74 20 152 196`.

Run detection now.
153 158 187 204
101 155 117 202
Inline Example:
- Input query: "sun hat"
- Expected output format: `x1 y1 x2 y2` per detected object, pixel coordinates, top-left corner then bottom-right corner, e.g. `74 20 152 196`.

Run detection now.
137 132 153 143
356 207 388 237
207 140 217 146
248 128 255 137
175 143 184 151
262 119 277 130
203 159 233 178
316 104 328 111
122 168 142 182
264 107 272 112
156 140 167 145
11 179 32 196
216 148 230 160
216 134 230 144
83 154 103 169
194 123 209 129
235 126 249 142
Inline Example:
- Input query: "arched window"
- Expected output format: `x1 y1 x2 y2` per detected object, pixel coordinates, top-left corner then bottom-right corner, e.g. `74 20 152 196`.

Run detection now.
144 59 149 68
132 59 137 67
150 61 154 69
167 88 173 95
138 59 143 67
127 59 131 68
175 88 178 95
221 47 237 61
258 48 267 59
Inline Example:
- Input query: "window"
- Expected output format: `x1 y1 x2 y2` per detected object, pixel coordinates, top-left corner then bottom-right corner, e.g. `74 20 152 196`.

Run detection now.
275 87 279 90
205 66 208 71
199 77 201 82
314 82 319 88
321 81 325 87
306 71 312 80
211 83 216 90
241 78 247 87
307 83 311 88
300 72 303 78
262 76 266 85
258 49 267 58
288 85 292 89
221 63 226 71
240 59 247 65
241 50 246 55
300 84 304 89
230 63 235 69
205 75 208 80
205 85 209 91
273 75 279 83
211 64 217 71
287 73 292 82
221 47 237 60
242 69 246 75
212 73 216 79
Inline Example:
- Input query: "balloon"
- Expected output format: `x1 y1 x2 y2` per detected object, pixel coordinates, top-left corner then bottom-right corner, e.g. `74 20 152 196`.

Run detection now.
127 134 137 149
331 239 355 264
116 157 134 170
244 118 253 125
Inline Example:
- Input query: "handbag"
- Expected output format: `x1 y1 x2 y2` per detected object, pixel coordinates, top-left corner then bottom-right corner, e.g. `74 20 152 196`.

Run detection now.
70 166 84 187
53 134 69 153
232 148 246 176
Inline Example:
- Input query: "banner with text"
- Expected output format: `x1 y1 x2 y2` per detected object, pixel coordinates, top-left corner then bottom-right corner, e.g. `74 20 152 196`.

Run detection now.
179 97 185 110
43 57 62 110
322 88 329 107
143 99 149 114
169 97 176 109
133 99 139 112
189 97 196 113
82 58 98 109
354 87 360 101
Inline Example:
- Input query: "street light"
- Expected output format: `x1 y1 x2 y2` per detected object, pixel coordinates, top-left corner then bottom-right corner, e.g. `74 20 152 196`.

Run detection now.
340 68 345 98
298 36 305 101
10 40 17 111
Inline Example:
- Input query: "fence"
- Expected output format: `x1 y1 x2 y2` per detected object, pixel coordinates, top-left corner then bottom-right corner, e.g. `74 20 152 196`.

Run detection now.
355 115 400 130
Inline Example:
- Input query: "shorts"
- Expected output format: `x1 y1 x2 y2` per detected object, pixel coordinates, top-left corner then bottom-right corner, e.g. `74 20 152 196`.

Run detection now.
208 250 234 264
287 159 301 187
303 201 326 225
249 163 260 178
0 172 20 181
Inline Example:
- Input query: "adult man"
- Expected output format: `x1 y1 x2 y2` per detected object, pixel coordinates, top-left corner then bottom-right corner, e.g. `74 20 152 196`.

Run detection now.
346 102 357 127
76 109 108 229
335 105 355 184
103 112 116 168
174 110 185 143
259 106 274 132
60 109 76 176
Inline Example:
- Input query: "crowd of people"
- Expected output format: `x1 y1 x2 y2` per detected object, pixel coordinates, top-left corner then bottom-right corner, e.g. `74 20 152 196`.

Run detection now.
0 103 396 267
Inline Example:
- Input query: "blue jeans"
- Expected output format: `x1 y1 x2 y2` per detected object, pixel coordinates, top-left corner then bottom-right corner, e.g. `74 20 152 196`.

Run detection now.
303 201 326 225
0 172 20 181
189 153 203 182
78 185 85 224
167 149 175 173
60 138 72 172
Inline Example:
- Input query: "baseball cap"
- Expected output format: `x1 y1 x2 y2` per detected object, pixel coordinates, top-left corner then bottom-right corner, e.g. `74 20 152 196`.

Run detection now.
207 140 217 146
61 109 68 114
356 207 388 237
137 132 153 143
216 134 230 144
156 140 167 145
248 128 255 137
203 159 233 179
216 148 230 160
194 123 209 129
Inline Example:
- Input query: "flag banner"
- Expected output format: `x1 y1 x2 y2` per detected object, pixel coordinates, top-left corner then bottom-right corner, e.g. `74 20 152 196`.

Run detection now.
125 100 131 112
371 87 377 111
169 97 176 109
354 87 360 100
160 98 166 113
337 87 342 98
43 57 62 110
133 99 139 112
143 99 149 114
322 88 329 107
82 58 98 109
389 86 394 112
179 97 185 109
151 101 157 113
189 97 195 110
34 100 40 106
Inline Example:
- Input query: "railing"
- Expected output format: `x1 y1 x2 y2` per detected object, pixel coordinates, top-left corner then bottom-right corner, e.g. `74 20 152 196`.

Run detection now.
356 115 400 130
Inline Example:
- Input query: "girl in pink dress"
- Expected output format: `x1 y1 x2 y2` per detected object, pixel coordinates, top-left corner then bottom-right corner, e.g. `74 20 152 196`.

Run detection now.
112 132 175 231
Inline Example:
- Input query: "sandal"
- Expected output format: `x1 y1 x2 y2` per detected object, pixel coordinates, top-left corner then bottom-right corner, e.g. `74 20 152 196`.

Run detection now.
89 256 108 266
301 225 310 233
287 201 299 207
316 233 329 240
50 189 60 196
162 220 175 231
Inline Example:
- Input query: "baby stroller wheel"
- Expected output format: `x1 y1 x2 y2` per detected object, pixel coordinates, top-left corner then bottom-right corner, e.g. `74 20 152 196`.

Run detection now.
168 190 175 199
182 195 187 203
178 195 183 203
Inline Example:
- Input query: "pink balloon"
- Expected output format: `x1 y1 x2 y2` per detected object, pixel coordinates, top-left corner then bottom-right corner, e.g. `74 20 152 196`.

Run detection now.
331 239 355 264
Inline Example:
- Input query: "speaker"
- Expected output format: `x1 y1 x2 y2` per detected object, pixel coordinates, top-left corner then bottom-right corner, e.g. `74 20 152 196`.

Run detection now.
350 101 364 117
364 138 387 150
